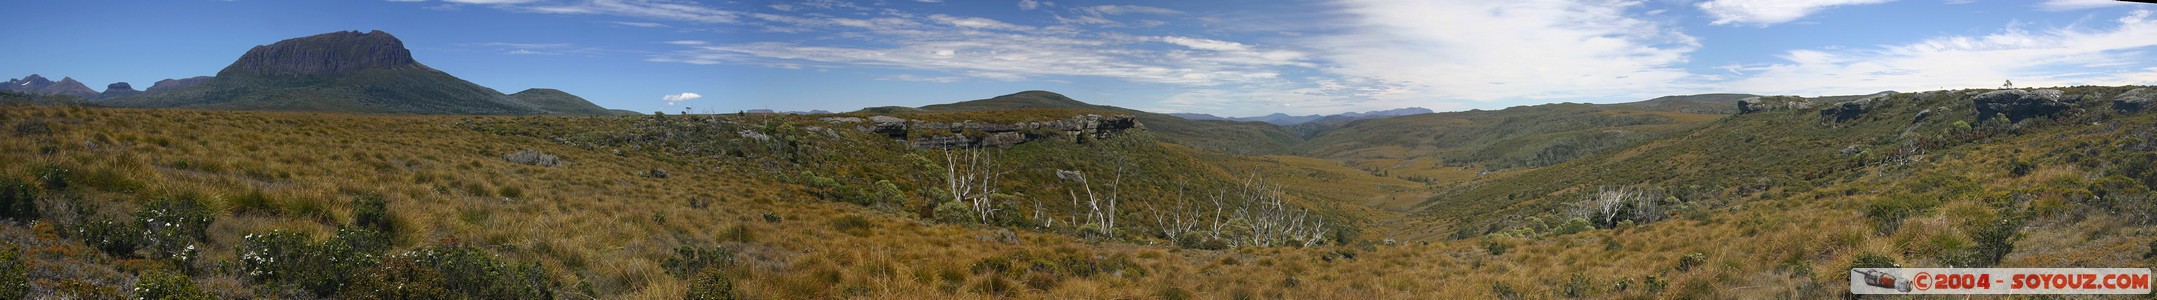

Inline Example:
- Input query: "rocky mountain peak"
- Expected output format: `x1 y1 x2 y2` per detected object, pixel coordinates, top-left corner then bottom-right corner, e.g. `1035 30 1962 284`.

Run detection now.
100 82 142 99
146 76 212 92
216 30 424 78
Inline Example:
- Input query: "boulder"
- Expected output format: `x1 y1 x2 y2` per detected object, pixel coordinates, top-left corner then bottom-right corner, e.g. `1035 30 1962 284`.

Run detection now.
1737 96 1811 114
2114 88 2155 114
1819 95 1884 122
1973 89 2075 122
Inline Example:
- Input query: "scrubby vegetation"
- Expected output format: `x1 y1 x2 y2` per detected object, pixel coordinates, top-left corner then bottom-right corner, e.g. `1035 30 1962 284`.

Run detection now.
2 85 2155 298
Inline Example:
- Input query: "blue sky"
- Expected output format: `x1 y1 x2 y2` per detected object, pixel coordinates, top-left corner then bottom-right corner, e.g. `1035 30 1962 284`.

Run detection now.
3 0 2154 116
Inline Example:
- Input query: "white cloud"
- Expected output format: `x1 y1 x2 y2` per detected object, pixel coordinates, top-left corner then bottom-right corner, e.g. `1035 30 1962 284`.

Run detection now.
663 40 706 45
928 14 1033 31
1079 5 1181 15
611 21 668 27
1722 10 2157 95
649 12 1307 86
662 92 702 105
1312 0 1703 103
445 0 537 4
1161 36 1249 51
2038 0 2133 11
1018 0 1046 10
517 0 741 23
1696 0 1894 26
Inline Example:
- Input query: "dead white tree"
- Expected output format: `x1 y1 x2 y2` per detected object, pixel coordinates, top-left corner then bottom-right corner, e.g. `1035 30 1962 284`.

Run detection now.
942 147 1003 224
1229 176 1327 247
1150 182 1201 240
1057 167 1122 238
1572 185 1664 227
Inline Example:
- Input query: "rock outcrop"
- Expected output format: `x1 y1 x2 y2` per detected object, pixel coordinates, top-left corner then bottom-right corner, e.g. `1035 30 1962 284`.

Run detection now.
1973 89 2075 122
1818 95 1887 122
217 30 425 78
99 82 141 99
1736 96 1811 114
850 114 1142 149
145 76 211 92
2114 88 2155 114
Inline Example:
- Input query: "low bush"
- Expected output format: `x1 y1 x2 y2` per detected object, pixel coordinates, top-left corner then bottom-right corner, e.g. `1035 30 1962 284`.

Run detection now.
662 246 736 278
1864 193 1939 235
238 228 390 297
136 194 214 266
2 243 26 299
684 269 738 300
133 269 213 300
0 178 37 221
1674 252 1706 272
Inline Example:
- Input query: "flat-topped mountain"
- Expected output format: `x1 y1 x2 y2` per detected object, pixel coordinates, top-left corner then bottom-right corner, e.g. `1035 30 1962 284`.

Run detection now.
218 30 421 78
103 30 608 115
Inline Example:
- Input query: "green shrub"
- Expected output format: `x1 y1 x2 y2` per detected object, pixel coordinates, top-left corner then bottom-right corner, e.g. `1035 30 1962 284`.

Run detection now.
351 193 395 235
77 218 140 257
137 194 214 266
1 244 26 299
238 228 389 297
0 178 37 221
1947 213 2024 267
684 269 737 300
36 165 68 191
338 256 451 299
133 269 213 300
1864 193 1938 235
1675 252 1706 272
663 246 736 278
397 243 555 299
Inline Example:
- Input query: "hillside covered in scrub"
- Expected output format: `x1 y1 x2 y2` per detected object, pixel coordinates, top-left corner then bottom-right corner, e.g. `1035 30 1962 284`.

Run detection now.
5 85 2157 298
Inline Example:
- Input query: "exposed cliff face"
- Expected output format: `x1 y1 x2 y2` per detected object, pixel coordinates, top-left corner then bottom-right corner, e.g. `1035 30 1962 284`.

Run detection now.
1973 89 2076 123
2115 88 2155 114
217 30 425 78
826 114 1142 149
99 82 141 99
146 76 212 92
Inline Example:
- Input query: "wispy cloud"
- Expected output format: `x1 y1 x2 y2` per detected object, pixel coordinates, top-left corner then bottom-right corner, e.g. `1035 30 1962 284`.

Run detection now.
512 0 742 23
469 42 605 55
2037 0 2135 11
1695 0 1895 26
610 21 668 27
662 92 701 105
1721 10 2157 95
1310 0 1703 103
649 12 1308 86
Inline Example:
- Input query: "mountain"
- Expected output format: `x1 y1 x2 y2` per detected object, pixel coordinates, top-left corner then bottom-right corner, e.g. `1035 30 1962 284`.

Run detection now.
1171 107 1435 125
98 82 141 99
1608 93 1761 114
508 88 612 115
104 30 606 115
145 76 211 92
913 90 1304 153
3 74 55 92
2 74 99 99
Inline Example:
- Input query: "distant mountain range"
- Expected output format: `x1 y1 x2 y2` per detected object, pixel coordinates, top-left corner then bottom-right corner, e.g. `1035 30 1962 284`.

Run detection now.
6 30 615 115
1169 107 1435 125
